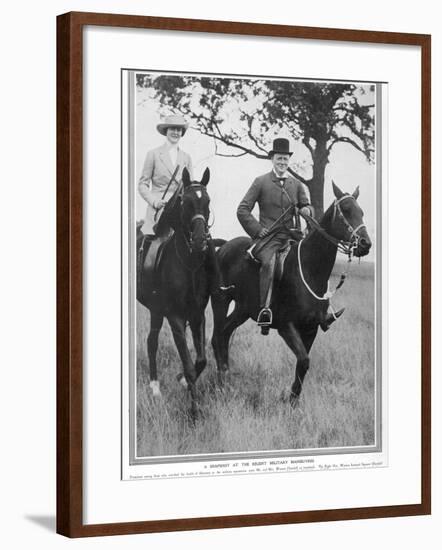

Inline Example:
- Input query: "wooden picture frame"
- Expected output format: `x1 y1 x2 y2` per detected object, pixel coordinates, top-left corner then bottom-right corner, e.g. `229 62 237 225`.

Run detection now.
57 11 431 537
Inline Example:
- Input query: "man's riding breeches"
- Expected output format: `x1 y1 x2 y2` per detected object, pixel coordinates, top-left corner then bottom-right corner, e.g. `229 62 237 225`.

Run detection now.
254 231 290 309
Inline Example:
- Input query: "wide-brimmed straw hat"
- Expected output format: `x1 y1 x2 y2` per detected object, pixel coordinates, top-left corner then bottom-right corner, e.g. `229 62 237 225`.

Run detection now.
156 114 189 136
269 138 293 158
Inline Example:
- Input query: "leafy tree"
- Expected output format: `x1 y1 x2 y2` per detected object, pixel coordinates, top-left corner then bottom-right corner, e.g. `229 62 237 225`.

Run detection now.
137 75 374 217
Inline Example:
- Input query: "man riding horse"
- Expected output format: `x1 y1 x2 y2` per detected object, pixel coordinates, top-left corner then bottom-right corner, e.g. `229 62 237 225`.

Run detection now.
237 137 338 334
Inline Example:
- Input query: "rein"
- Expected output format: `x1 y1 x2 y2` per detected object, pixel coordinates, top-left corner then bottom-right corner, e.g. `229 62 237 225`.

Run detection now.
174 232 206 273
174 203 210 303
297 194 365 301
297 239 349 301
174 184 210 272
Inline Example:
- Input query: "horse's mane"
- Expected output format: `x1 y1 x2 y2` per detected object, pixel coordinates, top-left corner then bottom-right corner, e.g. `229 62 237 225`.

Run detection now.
298 201 335 247
319 201 336 226
154 186 182 235
156 183 210 236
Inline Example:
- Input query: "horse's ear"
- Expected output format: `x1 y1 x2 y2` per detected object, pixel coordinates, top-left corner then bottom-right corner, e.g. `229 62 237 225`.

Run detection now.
200 167 210 187
182 167 191 188
332 180 344 200
352 186 360 200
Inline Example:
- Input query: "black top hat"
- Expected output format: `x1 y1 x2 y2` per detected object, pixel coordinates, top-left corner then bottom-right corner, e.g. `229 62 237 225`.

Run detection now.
269 138 292 158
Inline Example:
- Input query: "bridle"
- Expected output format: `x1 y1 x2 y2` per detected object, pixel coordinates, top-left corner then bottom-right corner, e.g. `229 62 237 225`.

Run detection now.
177 184 210 257
331 195 366 255
300 194 366 257
297 194 367 301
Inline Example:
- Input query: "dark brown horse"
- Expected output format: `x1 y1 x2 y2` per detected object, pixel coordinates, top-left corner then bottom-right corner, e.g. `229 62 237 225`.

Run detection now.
137 168 212 418
211 182 372 407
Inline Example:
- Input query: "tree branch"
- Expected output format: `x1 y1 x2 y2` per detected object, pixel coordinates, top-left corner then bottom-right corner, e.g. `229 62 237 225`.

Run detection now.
328 136 374 157
339 119 371 142
302 135 314 157
332 103 374 115
287 104 303 127
190 126 268 159
239 109 269 154
287 167 309 186
213 139 248 158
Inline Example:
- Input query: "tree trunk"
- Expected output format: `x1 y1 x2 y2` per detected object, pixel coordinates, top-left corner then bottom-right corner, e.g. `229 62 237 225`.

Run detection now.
309 142 329 219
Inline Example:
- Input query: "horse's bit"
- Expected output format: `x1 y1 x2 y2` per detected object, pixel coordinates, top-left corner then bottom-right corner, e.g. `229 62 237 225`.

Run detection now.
179 184 210 255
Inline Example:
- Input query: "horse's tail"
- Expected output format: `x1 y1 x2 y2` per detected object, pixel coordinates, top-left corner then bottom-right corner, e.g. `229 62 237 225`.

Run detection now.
211 238 227 249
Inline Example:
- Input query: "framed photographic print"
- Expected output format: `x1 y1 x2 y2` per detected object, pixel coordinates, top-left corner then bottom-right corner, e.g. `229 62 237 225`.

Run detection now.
57 11 431 537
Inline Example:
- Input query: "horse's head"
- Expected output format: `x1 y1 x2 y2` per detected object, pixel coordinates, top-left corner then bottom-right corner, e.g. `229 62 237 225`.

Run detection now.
324 181 372 257
180 167 211 253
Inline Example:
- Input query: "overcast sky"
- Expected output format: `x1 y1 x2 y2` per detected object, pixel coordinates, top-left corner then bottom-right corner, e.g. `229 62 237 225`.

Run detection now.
134 78 377 258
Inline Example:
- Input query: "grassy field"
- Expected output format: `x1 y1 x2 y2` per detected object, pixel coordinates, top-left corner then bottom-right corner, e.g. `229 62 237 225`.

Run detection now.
136 260 376 457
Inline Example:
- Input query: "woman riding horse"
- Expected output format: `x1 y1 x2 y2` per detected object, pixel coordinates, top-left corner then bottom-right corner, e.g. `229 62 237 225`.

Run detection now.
138 114 225 296
137 167 213 418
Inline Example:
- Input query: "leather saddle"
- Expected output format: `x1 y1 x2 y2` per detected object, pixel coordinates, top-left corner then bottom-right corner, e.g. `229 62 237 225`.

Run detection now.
137 230 173 300
274 243 292 282
246 240 294 283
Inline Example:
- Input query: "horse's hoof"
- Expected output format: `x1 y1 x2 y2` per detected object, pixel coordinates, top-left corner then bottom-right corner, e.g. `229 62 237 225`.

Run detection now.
289 393 300 409
189 406 200 424
176 373 188 389
279 390 289 404
149 380 162 397
217 366 229 386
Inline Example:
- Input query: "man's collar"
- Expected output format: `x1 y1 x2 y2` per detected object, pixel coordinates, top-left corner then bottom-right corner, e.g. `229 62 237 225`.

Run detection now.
272 169 289 181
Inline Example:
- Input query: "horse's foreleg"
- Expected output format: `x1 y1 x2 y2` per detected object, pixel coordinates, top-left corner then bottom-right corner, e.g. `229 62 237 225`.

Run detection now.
190 315 207 380
211 295 230 374
218 305 248 382
147 312 164 396
278 321 310 407
301 326 318 354
168 314 198 419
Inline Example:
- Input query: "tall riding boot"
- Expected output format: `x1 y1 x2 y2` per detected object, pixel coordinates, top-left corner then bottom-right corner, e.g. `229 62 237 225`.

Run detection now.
257 254 276 335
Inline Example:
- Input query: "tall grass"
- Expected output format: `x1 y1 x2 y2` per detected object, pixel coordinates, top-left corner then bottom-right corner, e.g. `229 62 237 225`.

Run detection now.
136 261 375 457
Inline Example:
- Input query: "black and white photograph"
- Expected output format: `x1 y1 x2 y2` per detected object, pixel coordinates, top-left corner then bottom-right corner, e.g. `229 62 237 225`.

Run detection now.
1 0 435 544
124 69 381 467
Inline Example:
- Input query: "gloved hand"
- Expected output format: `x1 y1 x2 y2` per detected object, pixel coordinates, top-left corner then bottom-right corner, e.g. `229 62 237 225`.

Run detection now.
289 228 304 241
299 206 311 217
154 198 167 209
258 227 270 238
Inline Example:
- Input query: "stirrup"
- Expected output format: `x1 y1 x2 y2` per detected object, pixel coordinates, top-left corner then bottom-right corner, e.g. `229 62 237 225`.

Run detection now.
257 307 272 335
257 307 273 326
